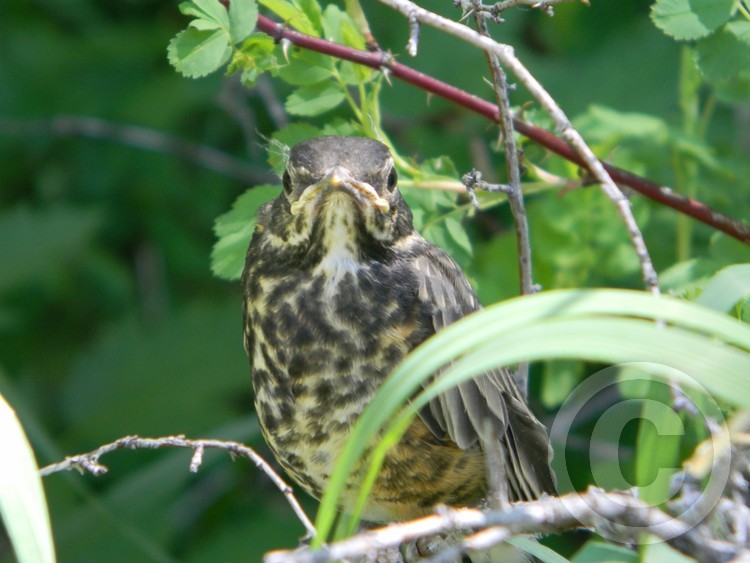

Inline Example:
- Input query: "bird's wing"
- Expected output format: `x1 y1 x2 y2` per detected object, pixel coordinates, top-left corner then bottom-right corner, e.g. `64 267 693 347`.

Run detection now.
412 243 556 499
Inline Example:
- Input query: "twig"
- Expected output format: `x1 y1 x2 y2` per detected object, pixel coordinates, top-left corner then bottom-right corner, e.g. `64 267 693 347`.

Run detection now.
253 15 750 245
406 10 420 56
265 487 741 563
40 435 317 540
471 1 534 392
0 116 276 185
458 0 589 21
471 4 534 298
379 0 660 296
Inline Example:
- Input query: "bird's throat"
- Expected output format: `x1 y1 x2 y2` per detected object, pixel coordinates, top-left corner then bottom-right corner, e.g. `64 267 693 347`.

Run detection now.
314 194 361 279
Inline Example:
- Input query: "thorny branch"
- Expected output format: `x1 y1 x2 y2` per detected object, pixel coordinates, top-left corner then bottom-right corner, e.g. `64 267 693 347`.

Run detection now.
40 435 317 539
253 16 750 245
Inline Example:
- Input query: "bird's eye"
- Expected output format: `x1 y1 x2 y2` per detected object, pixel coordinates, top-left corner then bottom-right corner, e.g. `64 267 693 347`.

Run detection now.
386 168 398 192
282 170 292 193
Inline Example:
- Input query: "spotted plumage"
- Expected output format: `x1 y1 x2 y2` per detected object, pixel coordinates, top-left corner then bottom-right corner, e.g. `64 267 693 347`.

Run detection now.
242 136 555 522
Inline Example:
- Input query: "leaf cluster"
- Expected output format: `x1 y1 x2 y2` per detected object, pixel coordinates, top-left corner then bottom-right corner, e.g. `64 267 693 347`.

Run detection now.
651 0 750 101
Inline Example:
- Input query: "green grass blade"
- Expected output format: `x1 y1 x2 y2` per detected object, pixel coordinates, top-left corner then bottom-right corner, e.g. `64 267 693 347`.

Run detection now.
314 289 750 544
0 392 56 563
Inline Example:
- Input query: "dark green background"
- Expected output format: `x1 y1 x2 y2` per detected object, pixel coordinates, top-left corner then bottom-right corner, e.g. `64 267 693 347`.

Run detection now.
1 1 748 561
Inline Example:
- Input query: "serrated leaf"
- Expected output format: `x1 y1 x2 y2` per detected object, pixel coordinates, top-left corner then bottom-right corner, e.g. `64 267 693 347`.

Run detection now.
191 0 230 29
212 185 280 280
229 0 258 44
179 2 212 20
651 0 734 41
285 81 345 116
168 28 232 78
695 21 750 82
0 391 55 563
188 18 222 31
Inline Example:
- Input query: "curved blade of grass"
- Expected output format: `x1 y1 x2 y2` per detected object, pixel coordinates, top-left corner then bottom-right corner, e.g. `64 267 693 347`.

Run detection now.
313 289 750 544
0 392 56 563
341 315 750 536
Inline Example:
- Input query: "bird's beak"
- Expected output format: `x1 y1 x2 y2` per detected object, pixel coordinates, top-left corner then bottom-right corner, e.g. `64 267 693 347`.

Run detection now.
290 166 389 216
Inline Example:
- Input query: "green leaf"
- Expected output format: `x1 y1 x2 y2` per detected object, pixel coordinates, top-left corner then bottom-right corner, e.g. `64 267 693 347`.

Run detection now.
443 216 473 256
510 536 570 562
229 0 258 44
696 263 750 312
695 21 750 82
0 391 55 563
650 0 734 40
258 0 319 36
234 34 278 86
574 105 668 143
632 375 685 505
167 28 232 78
284 81 345 116
189 0 230 29
541 360 583 408
268 123 325 172
188 18 222 31
312 289 750 543
572 539 638 562
275 48 335 86
712 74 750 103
297 0 323 35
641 539 697 562
211 185 279 280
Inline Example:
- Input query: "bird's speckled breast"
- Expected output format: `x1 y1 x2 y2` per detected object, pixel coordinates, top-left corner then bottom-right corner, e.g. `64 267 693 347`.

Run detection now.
244 258 434 502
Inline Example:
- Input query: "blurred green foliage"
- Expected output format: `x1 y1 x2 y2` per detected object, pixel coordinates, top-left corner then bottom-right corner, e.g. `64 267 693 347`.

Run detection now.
2 0 750 561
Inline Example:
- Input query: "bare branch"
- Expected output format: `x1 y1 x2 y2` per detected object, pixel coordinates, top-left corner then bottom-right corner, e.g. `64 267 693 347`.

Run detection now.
40 435 316 540
471 4 534 299
0 116 276 185
264 488 743 563
406 10 420 56
457 0 590 21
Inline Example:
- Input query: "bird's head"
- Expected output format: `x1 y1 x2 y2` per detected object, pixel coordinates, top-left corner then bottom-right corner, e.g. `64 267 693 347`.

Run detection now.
259 137 413 258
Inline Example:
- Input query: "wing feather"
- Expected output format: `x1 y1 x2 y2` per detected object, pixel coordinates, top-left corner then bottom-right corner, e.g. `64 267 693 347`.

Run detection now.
411 241 555 499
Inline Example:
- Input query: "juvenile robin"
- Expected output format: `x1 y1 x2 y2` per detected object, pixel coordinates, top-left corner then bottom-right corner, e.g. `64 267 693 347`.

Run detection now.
242 136 555 524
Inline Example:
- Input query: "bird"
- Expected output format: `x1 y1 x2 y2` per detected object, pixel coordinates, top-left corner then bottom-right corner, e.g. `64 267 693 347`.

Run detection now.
241 136 555 525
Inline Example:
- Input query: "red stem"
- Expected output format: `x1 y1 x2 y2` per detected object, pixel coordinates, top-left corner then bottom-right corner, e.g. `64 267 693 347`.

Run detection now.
256 15 750 245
